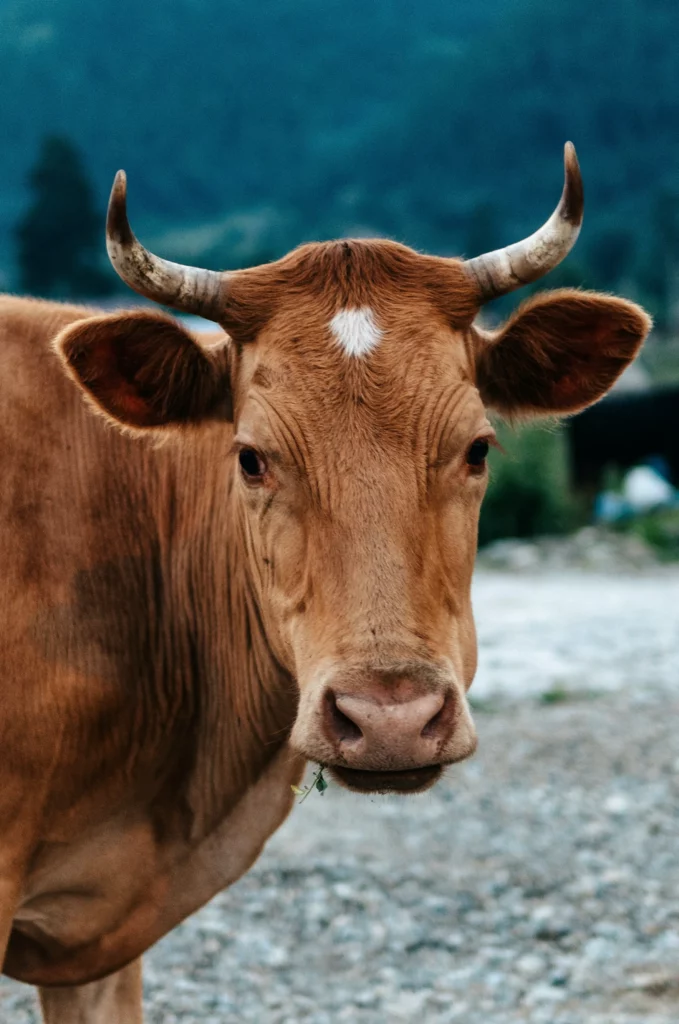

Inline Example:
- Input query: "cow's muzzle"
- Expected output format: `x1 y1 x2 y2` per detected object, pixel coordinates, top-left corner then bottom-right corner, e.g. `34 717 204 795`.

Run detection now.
329 763 443 794
290 661 478 794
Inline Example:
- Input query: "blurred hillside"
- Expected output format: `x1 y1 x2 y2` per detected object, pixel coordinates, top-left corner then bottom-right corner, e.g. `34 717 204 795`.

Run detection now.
2 0 679 326
0 0 498 278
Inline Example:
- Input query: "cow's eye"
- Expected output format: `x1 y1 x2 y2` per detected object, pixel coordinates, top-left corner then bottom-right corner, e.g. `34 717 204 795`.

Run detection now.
239 447 267 482
466 438 489 468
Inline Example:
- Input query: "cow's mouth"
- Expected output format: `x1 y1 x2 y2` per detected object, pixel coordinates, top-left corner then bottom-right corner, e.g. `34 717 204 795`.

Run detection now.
328 764 442 794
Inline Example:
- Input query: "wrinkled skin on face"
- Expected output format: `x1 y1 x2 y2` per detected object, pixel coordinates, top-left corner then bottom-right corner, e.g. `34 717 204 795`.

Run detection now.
57 239 651 794
233 289 485 790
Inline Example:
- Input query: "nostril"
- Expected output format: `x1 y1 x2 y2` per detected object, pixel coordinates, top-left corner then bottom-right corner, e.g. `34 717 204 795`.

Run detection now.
421 691 454 739
324 690 363 744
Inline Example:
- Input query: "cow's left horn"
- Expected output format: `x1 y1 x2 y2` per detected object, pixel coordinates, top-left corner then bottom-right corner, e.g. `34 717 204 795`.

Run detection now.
463 142 584 302
106 171 227 320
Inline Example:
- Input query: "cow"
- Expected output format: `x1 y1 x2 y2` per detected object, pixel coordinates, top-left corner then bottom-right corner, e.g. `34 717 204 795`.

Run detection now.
0 143 650 1022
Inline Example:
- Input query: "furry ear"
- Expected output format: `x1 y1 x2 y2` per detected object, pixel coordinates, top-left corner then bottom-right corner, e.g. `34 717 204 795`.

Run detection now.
476 290 652 416
54 310 232 429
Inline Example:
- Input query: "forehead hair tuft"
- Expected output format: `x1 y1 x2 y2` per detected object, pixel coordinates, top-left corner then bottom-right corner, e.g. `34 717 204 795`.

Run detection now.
222 238 480 338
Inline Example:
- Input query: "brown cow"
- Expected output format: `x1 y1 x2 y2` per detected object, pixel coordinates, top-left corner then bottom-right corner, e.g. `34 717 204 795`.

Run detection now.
0 144 650 1022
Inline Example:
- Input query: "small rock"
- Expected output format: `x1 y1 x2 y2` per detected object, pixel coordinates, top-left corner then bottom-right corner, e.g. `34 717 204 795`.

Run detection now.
516 953 548 978
603 793 630 816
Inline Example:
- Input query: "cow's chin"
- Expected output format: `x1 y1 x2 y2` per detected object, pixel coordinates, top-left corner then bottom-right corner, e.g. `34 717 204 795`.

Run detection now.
327 763 442 794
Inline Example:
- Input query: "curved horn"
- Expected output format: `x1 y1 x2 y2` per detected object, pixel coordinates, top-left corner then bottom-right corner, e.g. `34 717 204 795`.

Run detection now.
464 142 584 302
106 171 227 320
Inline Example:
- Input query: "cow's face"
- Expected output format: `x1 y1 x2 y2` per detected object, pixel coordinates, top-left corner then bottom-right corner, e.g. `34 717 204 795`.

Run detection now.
57 240 650 794
227 246 486 793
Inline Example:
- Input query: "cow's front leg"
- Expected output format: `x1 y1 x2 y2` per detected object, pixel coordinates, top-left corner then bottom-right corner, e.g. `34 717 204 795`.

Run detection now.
0 876 22 968
39 958 143 1024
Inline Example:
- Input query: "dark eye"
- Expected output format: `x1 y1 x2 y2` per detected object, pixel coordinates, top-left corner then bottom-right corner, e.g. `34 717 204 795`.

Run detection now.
467 439 489 468
238 447 267 482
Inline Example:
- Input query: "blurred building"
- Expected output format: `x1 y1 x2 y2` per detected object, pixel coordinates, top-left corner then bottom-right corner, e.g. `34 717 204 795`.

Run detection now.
568 364 679 493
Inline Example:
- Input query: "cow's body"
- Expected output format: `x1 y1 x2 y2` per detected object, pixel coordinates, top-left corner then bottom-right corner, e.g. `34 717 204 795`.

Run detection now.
0 297 302 991
0 145 652 1022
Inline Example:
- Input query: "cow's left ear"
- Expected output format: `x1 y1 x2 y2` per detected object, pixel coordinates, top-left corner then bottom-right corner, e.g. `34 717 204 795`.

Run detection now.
476 290 652 416
54 310 233 430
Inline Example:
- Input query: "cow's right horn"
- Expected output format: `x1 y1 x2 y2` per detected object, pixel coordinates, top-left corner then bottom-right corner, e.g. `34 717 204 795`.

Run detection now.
106 171 228 321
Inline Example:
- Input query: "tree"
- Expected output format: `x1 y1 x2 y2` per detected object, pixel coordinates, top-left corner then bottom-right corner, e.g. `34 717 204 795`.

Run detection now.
15 135 115 298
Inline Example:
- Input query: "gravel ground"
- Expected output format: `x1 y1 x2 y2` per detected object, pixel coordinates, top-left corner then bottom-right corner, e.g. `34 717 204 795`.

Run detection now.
2 568 678 1023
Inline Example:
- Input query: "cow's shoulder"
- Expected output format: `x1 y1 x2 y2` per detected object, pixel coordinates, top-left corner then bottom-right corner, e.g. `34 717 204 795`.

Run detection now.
0 296 98 431
0 294 95 345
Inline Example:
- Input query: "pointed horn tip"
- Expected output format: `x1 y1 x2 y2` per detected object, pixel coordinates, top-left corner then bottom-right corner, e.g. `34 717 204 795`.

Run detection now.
107 170 133 247
561 142 584 226
112 169 127 196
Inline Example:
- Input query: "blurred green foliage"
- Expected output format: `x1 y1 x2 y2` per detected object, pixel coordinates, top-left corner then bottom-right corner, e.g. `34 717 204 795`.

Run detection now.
3 0 677 546
1 0 679 329
479 423 580 546
614 508 679 561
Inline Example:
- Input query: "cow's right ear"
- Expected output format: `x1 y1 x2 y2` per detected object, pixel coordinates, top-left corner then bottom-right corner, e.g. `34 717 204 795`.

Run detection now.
54 311 233 430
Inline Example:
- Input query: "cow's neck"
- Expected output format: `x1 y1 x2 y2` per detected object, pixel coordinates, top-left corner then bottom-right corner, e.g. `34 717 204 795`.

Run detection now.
152 434 298 840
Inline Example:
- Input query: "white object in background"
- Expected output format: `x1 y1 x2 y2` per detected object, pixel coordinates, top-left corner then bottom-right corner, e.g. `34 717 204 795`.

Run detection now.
622 465 675 511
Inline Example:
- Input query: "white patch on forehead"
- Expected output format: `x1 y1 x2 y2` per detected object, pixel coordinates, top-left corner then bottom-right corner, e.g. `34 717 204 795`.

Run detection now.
329 307 383 358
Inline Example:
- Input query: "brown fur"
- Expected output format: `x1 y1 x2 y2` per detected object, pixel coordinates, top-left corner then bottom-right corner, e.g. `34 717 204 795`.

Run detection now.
0 296 299 992
39 958 143 1023
59 310 233 428
0 238 650 1021
217 239 479 343
476 289 652 415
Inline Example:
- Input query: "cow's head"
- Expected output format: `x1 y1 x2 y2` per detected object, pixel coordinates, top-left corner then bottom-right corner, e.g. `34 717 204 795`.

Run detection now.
56 145 650 794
